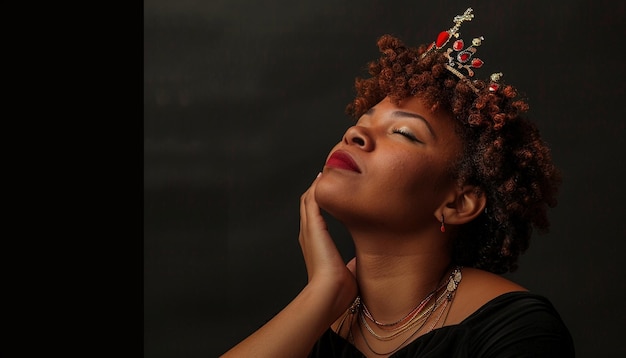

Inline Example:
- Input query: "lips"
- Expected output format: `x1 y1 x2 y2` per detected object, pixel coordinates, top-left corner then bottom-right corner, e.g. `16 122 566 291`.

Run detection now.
326 150 361 173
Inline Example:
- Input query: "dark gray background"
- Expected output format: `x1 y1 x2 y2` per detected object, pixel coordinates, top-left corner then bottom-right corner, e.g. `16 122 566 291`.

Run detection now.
144 1 626 356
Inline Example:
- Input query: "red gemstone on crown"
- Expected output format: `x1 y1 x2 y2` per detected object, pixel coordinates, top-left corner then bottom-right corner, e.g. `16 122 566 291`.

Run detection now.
471 58 484 68
489 83 499 92
436 31 450 48
458 52 470 62
453 39 464 51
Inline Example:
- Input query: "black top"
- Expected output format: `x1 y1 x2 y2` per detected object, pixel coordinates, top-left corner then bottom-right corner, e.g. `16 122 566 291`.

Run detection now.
308 291 574 357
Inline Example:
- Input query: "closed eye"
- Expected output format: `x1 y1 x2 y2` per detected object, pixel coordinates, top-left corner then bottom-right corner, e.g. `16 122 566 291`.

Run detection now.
392 128 421 142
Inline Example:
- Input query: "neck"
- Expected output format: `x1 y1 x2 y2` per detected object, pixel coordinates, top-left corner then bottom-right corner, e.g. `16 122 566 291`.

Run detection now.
348 226 453 324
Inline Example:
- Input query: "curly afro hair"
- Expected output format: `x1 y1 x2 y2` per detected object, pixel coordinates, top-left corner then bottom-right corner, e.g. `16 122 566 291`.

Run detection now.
346 35 562 274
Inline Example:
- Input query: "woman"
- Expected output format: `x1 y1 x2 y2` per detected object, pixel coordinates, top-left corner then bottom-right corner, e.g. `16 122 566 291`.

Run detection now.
222 8 574 357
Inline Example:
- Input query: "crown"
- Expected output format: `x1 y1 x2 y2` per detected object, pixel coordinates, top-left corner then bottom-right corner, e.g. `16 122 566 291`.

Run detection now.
421 8 501 94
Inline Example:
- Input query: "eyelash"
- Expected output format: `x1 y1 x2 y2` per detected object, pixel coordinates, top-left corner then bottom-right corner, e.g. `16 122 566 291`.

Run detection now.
392 128 419 142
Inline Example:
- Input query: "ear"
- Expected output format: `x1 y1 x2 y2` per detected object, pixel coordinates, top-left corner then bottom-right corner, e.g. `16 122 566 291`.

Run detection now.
435 186 486 226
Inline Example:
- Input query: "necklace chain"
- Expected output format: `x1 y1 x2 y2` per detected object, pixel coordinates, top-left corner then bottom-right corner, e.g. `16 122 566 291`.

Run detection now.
361 290 436 328
350 266 463 356
359 287 449 340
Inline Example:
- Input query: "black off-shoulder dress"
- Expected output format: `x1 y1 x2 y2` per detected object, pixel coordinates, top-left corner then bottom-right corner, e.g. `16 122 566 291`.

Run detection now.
308 291 575 357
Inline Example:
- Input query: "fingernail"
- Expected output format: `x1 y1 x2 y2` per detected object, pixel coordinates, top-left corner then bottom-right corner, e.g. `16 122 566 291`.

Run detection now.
317 172 322 178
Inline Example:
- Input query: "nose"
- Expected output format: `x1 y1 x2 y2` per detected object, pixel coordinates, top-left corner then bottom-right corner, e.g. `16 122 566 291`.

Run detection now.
343 125 374 151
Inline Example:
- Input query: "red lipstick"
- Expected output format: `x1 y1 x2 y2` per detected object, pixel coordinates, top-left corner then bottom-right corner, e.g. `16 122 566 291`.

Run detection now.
326 150 361 173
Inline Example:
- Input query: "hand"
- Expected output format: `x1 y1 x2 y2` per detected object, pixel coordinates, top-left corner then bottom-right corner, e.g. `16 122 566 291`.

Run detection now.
221 173 358 357
299 173 358 315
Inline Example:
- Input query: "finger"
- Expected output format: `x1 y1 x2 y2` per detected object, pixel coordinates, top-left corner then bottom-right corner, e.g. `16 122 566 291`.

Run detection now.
299 172 323 244
300 172 324 226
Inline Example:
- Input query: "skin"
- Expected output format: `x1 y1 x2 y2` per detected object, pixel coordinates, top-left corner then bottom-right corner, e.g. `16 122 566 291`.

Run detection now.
221 95 526 357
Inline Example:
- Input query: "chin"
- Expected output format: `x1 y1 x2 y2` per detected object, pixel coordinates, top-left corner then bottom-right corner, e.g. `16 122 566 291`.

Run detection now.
314 174 351 220
314 174 374 226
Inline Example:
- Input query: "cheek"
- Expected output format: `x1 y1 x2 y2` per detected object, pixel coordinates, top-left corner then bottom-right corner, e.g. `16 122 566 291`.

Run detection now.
378 154 446 209
381 152 438 189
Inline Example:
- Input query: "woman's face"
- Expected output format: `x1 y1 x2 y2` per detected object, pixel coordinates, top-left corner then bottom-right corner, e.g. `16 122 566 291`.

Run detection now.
315 95 463 233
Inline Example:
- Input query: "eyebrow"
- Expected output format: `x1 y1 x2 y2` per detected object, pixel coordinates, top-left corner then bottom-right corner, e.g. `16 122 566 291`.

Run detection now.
364 108 435 139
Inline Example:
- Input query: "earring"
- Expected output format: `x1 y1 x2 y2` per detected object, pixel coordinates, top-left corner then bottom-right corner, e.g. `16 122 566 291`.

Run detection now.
440 214 446 233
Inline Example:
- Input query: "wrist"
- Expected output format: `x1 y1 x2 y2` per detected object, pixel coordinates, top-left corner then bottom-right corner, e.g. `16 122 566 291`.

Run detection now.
304 275 357 320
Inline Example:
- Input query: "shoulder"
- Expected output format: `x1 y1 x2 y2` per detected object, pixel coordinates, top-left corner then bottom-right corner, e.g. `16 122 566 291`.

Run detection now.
462 291 575 357
445 267 527 325
449 268 575 357
460 267 527 293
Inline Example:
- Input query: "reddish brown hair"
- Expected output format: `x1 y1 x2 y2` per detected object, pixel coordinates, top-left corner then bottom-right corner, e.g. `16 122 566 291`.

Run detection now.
347 35 561 274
